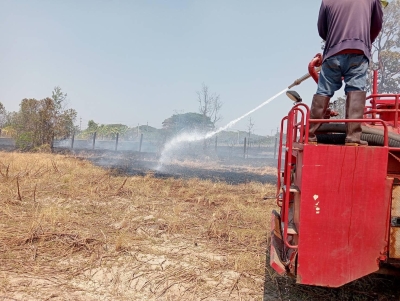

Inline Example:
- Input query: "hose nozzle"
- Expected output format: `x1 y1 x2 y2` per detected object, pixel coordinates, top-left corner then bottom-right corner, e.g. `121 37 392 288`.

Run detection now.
288 66 321 89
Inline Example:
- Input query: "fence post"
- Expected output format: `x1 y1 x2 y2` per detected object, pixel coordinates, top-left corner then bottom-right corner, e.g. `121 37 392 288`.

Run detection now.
243 137 247 159
71 133 75 149
139 133 143 152
115 133 119 151
92 132 97 150
274 137 278 159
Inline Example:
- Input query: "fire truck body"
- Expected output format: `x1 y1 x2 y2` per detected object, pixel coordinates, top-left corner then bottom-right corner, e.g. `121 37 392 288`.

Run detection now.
270 56 400 287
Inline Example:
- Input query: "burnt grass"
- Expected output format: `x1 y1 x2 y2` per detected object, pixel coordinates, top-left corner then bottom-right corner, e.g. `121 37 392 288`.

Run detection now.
67 148 277 185
46 148 400 300
107 157 276 185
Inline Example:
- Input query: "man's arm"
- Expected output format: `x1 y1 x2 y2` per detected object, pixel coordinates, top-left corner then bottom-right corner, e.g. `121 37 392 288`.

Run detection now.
317 2 328 40
370 0 383 43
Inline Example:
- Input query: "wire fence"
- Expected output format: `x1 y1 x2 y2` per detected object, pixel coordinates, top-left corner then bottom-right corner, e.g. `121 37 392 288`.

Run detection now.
0 133 280 160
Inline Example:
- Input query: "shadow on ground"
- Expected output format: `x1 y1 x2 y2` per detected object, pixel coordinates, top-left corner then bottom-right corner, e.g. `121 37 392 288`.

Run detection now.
263 248 400 301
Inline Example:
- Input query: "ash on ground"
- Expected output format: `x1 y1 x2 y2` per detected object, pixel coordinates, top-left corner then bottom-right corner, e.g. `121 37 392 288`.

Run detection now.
62 148 277 185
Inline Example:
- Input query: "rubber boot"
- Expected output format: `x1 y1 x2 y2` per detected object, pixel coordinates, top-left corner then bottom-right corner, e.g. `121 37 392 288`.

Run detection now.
308 94 330 143
345 91 368 146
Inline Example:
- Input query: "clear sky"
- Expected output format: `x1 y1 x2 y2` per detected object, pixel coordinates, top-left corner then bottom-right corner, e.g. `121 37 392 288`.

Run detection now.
0 0 327 135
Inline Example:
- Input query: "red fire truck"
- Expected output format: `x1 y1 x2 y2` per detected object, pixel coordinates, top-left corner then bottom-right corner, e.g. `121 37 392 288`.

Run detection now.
270 54 400 287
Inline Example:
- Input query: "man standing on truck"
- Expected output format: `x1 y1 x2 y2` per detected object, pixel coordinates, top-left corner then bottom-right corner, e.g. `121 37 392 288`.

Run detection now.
308 0 384 145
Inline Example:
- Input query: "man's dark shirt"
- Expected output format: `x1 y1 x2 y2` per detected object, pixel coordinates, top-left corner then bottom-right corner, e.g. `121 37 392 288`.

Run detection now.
318 0 383 61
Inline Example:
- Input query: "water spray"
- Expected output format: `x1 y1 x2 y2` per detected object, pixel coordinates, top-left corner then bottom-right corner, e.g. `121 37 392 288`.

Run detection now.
158 61 322 167
158 88 289 166
203 88 289 139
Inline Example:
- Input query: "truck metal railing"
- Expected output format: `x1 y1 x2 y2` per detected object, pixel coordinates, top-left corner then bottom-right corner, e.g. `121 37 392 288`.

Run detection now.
365 94 400 128
276 104 308 208
366 69 400 128
277 102 390 249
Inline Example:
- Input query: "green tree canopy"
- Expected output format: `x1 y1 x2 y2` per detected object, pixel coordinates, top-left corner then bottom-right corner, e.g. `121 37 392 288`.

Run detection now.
87 120 99 133
98 124 128 139
80 121 132 140
162 112 214 133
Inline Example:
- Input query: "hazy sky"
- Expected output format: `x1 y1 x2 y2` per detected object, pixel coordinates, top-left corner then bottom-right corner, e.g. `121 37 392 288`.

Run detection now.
0 0 327 135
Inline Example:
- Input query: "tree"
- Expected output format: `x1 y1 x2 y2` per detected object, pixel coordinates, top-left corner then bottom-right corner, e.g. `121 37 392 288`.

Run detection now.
368 0 400 93
12 98 41 149
52 86 67 110
77 120 99 139
49 87 77 140
55 108 77 139
87 120 98 133
0 102 6 129
98 124 129 139
10 87 77 150
197 83 222 128
162 112 214 134
79 121 131 140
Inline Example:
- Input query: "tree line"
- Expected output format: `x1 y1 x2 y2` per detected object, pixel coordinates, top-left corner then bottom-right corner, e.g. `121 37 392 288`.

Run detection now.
0 82 275 151
0 83 226 151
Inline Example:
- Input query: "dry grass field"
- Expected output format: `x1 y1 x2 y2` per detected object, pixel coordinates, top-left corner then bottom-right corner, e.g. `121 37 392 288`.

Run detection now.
1 151 400 301
0 152 276 300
